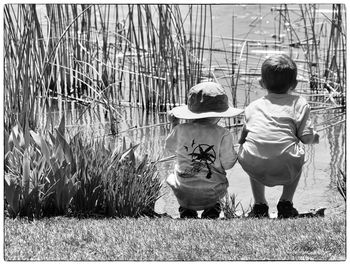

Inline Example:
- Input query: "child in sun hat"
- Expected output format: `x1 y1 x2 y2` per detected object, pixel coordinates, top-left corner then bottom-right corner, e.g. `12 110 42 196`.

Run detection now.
165 81 243 219
238 54 319 219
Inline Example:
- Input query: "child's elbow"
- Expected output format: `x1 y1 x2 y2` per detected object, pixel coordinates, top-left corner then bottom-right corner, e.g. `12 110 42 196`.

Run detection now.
164 144 175 154
222 154 238 170
222 162 235 170
299 133 319 144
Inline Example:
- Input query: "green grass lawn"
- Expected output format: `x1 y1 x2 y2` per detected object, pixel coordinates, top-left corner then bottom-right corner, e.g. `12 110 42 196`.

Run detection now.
4 213 346 261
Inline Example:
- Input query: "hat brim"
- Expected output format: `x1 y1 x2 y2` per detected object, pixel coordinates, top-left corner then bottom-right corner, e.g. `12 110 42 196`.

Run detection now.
170 105 243 119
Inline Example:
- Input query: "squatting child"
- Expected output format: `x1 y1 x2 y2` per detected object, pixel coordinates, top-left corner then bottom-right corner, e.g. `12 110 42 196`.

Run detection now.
165 82 243 219
238 54 319 218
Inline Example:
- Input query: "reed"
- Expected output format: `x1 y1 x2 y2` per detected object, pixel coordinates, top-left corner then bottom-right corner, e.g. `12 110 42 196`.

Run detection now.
337 168 346 201
277 4 346 104
4 4 212 133
5 4 345 134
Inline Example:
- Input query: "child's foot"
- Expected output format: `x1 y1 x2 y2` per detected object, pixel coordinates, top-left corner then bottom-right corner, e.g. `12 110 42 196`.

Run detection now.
201 203 221 219
179 206 198 219
277 200 299 218
247 203 269 218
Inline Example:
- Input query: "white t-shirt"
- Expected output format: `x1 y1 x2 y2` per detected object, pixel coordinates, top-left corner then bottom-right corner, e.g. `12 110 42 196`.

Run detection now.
238 93 316 186
165 120 237 210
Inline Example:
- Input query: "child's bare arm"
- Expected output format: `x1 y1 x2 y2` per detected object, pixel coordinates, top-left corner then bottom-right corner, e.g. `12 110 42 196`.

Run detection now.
238 125 248 144
165 113 179 154
299 132 319 144
220 132 238 170
167 111 179 129
296 100 319 145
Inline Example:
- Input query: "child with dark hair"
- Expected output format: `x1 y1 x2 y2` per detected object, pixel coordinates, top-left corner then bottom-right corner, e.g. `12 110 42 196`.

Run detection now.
238 54 319 218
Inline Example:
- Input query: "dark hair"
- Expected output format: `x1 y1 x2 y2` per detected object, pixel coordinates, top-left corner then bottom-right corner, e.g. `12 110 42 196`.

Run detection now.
261 54 297 93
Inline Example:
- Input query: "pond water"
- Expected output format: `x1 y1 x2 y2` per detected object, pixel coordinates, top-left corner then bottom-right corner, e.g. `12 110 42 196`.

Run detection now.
152 107 345 218
44 4 345 218
52 98 345 218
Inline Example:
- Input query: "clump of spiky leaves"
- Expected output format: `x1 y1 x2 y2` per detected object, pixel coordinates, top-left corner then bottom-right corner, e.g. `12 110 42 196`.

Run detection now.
68 135 106 216
4 115 162 219
69 136 162 218
103 140 162 218
220 193 244 219
337 168 346 201
4 116 79 219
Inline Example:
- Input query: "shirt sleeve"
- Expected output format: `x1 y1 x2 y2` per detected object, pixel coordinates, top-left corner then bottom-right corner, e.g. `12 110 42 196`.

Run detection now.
219 131 238 170
296 99 315 139
165 126 178 153
244 104 251 122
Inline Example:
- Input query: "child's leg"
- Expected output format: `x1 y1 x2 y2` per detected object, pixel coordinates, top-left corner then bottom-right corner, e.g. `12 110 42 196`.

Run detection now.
277 171 302 218
250 177 268 205
247 177 269 218
279 171 302 202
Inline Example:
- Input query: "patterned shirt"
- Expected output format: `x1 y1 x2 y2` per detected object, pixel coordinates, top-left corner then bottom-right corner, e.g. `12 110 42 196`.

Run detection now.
165 120 237 210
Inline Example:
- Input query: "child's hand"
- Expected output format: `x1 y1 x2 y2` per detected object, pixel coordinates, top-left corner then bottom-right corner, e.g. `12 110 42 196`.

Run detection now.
313 132 320 144
167 111 179 128
238 125 248 145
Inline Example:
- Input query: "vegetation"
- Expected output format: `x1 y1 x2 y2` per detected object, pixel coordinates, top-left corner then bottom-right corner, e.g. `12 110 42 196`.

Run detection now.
3 4 346 262
277 4 346 102
4 214 345 261
4 4 346 132
4 4 213 133
336 168 346 201
4 115 162 219
220 193 246 219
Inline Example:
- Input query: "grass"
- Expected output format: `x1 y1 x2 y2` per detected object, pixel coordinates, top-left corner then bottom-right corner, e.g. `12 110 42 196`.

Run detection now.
4 214 345 261
3 4 346 261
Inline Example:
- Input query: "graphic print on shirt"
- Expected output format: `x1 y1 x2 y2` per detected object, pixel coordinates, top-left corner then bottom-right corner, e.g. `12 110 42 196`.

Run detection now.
183 139 217 179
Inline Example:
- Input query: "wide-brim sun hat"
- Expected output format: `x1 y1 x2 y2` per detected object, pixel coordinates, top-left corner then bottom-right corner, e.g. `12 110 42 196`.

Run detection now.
170 82 243 119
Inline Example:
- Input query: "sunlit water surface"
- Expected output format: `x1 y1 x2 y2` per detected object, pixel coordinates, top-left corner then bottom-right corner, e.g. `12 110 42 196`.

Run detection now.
47 100 345 218
43 4 345 218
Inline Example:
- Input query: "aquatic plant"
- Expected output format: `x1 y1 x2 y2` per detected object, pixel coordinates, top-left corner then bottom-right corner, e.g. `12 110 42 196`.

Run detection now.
4 4 213 134
4 117 79 218
4 116 162 219
276 4 346 103
68 135 106 216
4 4 345 135
336 168 346 201
70 136 163 218
103 142 162 218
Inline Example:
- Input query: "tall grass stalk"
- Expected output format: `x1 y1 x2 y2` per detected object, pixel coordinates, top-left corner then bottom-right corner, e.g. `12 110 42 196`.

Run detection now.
4 4 211 132
278 4 346 105
5 4 345 135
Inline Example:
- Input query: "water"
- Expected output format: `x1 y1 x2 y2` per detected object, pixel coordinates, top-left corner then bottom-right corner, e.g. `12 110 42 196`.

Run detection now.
53 102 345 218
45 4 345 218
155 110 345 218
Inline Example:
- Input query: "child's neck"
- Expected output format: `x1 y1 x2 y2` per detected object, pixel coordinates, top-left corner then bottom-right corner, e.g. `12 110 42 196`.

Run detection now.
267 89 291 95
191 118 220 125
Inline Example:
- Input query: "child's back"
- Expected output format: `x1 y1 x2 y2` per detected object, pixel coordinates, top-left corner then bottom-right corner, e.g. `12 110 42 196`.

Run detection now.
239 93 313 186
166 120 237 176
166 119 237 211
165 82 243 218
238 54 319 219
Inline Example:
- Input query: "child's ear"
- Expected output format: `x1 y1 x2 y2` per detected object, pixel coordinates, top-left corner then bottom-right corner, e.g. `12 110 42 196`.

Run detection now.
259 78 265 88
291 80 298 90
